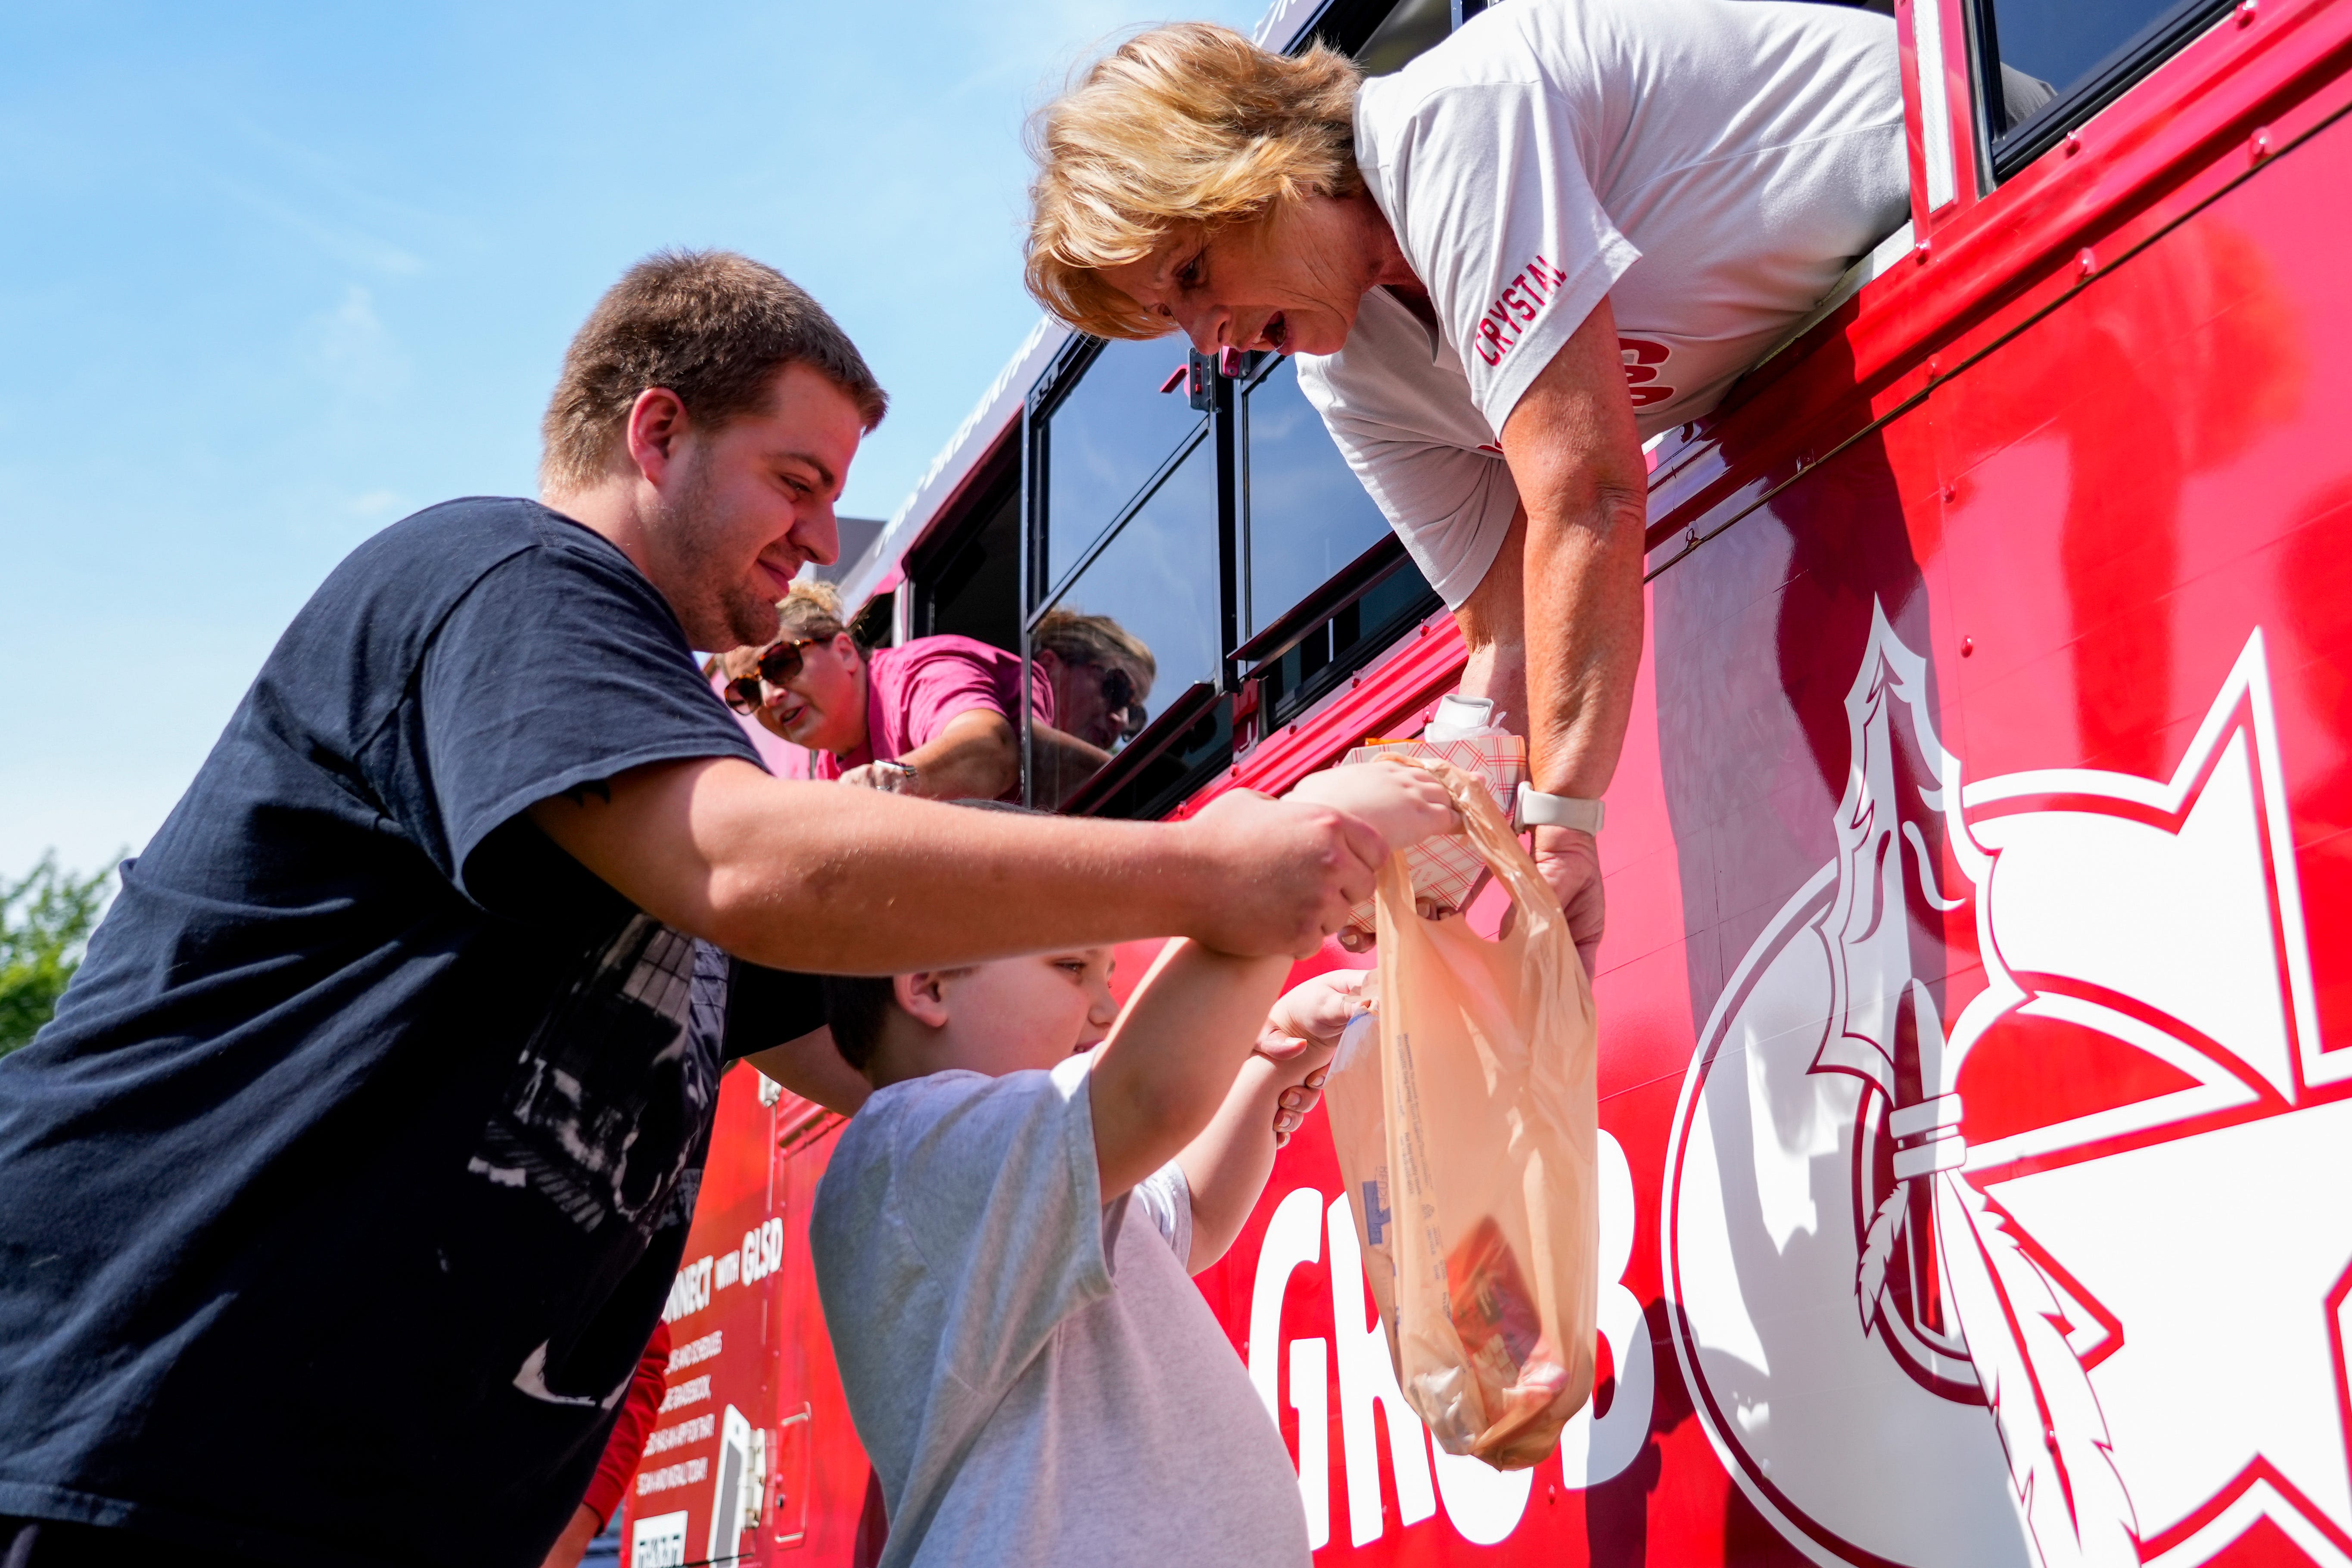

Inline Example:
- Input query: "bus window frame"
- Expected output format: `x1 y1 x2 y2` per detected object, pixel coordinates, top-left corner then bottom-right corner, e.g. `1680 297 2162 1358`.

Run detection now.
1032 334 1211 605
1021 334 1242 815
1966 0 2241 182
902 429 1020 647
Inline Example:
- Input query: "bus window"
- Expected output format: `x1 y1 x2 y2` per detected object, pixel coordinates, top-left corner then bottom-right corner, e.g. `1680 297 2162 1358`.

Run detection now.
910 467 1020 652
1974 0 2233 174
1355 0 1450 74
1037 435 1221 752
1042 336 1204 593
1242 355 1394 640
1255 547 1440 732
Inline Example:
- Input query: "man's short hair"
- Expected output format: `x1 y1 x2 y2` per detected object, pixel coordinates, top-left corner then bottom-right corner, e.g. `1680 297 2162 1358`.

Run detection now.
540 249 889 493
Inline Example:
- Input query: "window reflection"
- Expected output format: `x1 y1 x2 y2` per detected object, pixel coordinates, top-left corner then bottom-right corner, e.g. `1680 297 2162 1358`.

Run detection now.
1042 436 1220 742
1045 336 1204 592
1243 356 1395 638
1355 0 1451 75
1979 0 2215 149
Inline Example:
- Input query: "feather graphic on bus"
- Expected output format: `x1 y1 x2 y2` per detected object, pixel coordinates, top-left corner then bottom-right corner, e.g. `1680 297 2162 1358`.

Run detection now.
1788 605 2131 1566
1669 603 2352 1567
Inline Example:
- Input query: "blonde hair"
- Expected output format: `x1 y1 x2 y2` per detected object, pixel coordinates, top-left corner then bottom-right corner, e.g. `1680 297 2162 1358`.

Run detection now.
1025 24 1364 340
1034 607 1157 682
774 580 852 644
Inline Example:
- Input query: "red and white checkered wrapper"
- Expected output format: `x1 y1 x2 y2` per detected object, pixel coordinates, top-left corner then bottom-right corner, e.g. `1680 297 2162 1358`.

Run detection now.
1339 734 1528 929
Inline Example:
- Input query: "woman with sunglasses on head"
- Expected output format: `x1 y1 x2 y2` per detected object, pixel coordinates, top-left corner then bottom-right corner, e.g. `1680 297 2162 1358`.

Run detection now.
720 585 1153 805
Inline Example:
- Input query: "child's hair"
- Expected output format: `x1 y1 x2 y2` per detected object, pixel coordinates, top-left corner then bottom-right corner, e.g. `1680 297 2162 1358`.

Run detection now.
823 800 1053 1074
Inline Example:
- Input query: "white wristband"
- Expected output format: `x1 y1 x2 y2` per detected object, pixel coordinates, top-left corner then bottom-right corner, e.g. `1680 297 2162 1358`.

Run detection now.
1514 783 1605 835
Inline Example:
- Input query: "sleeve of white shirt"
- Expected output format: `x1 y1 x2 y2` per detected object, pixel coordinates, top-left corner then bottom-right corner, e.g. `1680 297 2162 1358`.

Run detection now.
1385 79 1641 434
877 1056 1115 1396
1298 370 1524 611
1126 1159 1195 1265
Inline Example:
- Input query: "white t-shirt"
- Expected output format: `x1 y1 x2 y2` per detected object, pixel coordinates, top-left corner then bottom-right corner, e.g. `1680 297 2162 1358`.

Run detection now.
809 1054 1312 1568
1297 0 1909 606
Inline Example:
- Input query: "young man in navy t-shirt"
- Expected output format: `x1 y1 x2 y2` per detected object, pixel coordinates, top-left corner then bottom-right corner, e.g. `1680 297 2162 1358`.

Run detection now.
0 250 1388 1568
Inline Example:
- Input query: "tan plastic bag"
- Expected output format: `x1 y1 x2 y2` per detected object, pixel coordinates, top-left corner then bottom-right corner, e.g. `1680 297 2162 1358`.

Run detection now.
1322 756 1599 1469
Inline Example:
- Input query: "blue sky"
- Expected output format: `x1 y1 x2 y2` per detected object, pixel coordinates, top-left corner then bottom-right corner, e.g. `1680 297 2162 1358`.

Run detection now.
0 0 1265 882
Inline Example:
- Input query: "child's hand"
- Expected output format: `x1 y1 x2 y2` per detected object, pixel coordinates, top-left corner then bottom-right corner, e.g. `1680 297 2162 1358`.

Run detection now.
1256 971 1367 1146
1286 758 1460 856
1257 970 1367 1060
1272 1069 1328 1147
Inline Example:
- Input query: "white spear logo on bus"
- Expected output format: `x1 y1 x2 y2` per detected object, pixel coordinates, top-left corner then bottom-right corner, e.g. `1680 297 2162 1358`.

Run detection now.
1666 603 2352 1568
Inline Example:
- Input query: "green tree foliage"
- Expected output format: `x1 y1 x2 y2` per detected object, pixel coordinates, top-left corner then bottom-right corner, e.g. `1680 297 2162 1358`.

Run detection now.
0 854 117 1059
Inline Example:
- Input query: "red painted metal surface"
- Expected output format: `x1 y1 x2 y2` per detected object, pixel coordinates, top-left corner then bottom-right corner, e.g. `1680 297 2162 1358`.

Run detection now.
618 1081 871 1565
622 15 2352 1565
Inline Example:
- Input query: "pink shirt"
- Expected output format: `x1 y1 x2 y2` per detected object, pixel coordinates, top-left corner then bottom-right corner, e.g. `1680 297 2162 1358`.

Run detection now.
815 636 1055 792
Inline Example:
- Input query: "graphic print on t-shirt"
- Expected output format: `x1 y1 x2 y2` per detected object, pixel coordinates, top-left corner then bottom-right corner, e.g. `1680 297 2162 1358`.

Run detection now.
467 914 719 1243
1470 255 1575 367
1620 337 1675 408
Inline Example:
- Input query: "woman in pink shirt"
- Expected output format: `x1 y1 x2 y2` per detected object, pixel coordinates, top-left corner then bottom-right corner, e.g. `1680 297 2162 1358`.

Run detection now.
719 584 1152 804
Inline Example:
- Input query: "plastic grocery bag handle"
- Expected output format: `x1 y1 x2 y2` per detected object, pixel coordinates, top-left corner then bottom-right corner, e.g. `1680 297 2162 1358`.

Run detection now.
1377 756 1567 945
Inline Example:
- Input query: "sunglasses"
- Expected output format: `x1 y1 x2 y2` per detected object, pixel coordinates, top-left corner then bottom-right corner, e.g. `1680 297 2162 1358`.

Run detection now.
722 637 825 715
1095 665 1148 741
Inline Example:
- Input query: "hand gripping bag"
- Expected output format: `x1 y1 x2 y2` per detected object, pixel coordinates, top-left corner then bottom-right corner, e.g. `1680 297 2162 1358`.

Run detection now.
1322 756 1599 1468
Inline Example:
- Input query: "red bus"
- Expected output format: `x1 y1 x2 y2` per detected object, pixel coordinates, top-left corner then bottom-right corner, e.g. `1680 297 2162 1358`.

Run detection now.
620 0 2352 1559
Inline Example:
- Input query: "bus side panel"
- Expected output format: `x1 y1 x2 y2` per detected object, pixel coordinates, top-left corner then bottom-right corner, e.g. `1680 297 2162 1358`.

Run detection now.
1198 110 2352 1568
622 1071 872 1568
768 1118 872 1565
653 100 2352 1568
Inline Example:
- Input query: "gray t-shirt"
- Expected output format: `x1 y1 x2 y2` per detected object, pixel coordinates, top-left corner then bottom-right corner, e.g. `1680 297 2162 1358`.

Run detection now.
810 1054 1313 1568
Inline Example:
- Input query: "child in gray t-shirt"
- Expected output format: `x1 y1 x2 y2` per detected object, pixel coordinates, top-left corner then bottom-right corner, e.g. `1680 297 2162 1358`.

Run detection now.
808 762 1455 1568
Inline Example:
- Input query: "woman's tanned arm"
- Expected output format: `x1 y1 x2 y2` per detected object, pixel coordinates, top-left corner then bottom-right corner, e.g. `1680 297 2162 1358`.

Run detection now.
863 708 1020 801
527 757 1386 972
1494 296 1650 976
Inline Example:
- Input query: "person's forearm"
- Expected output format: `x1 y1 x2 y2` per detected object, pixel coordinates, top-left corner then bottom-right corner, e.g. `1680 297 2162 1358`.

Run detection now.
538 1505 602 1568
530 757 1384 971
1521 495 1644 796
897 711 1018 802
1089 941 1292 1201
1176 1054 1291 1269
1496 296 1650 800
700 773 1229 971
1453 507 1530 729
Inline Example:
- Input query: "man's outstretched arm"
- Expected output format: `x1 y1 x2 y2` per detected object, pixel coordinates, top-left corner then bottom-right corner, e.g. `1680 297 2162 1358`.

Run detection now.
527 757 1388 974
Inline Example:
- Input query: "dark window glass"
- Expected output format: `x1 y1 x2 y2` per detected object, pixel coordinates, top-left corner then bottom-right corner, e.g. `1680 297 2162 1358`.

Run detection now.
1243 356 1396 639
1356 0 1451 74
1044 337 1204 592
1043 436 1220 740
1260 554 1441 730
1978 0 2230 167
915 480 1020 651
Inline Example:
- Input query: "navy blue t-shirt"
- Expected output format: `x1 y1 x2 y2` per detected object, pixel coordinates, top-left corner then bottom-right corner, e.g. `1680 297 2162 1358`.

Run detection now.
0 499 822 1568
